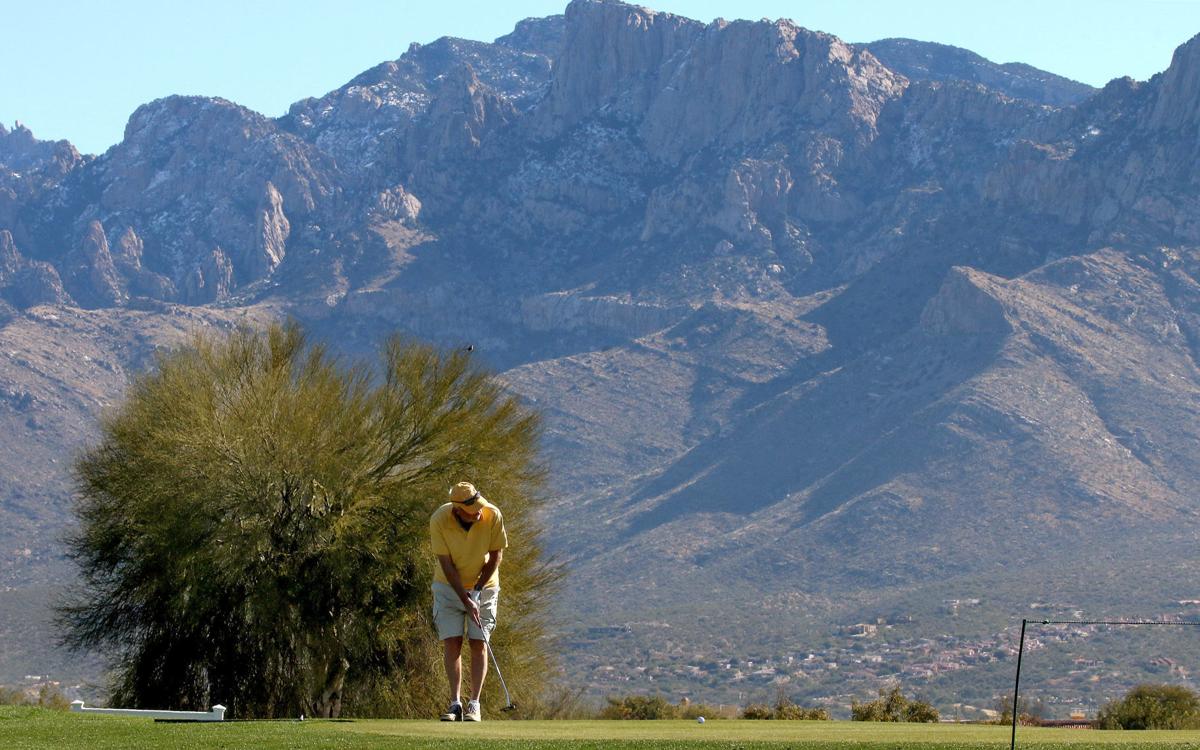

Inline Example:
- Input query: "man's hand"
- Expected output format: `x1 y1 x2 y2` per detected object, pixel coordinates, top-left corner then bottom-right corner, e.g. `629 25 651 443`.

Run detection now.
464 589 483 628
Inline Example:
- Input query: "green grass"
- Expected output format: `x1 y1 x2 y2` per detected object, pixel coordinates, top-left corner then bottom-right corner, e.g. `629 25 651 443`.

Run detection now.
7 706 1200 749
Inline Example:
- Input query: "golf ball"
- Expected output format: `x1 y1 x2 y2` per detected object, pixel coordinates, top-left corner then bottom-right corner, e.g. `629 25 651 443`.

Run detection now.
697 716 705 724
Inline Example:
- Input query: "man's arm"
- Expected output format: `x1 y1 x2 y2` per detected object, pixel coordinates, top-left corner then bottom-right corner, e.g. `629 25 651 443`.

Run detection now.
437 554 482 627
473 549 503 591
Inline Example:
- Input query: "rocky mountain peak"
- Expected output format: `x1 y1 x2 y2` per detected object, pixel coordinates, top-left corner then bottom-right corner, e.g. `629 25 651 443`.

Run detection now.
0 122 84 179
537 0 905 161
1 122 34 149
536 0 705 131
69 94 339 304
281 28 554 180
122 96 275 150
919 266 1012 336
864 38 1095 107
495 14 565 58
646 17 905 152
1146 32 1200 131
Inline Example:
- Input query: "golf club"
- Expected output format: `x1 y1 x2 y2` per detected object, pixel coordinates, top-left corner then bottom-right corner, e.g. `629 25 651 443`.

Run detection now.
480 625 516 712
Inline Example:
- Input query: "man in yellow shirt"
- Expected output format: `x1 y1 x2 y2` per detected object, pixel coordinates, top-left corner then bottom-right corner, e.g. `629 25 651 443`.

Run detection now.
430 481 508 722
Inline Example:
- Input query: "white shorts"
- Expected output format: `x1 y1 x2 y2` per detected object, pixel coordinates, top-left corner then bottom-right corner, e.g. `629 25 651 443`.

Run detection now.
432 582 499 641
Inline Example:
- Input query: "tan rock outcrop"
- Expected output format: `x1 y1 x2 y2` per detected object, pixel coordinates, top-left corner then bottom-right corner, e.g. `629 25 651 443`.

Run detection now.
535 0 905 164
0 229 20 279
184 247 234 303
711 159 794 250
920 266 1011 336
0 229 71 307
1145 32 1200 133
62 221 125 307
409 64 516 162
114 227 144 270
536 0 703 133
248 182 290 277
641 19 905 160
370 187 422 224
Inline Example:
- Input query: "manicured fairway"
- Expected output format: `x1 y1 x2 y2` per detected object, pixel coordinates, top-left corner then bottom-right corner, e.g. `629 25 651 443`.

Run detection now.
6 706 1200 749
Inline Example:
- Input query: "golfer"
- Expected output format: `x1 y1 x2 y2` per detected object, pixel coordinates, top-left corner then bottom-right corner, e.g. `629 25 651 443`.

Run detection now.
430 481 508 722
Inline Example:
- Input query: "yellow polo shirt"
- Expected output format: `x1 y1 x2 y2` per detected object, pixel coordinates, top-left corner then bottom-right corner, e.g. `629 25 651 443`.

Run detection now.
430 500 508 589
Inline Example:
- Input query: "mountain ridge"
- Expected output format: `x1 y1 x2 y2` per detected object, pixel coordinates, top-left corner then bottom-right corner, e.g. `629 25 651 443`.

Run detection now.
3 1 1200 714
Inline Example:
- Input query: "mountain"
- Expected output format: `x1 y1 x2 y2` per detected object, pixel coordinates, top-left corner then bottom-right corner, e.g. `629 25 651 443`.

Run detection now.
863 38 1096 107
3 0 1200 715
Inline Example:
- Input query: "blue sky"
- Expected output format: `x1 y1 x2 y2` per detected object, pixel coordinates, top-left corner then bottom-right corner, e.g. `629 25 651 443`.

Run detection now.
3 1 1198 155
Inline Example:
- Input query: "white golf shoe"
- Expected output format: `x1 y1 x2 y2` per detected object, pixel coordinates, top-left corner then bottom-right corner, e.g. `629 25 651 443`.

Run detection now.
464 699 482 721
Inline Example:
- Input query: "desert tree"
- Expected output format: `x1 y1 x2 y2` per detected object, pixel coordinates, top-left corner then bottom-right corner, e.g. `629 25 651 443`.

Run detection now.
1096 684 1200 730
59 321 557 718
851 686 939 723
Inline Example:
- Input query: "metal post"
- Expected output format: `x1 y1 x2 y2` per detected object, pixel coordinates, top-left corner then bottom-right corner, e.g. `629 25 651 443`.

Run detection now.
1010 618 1027 750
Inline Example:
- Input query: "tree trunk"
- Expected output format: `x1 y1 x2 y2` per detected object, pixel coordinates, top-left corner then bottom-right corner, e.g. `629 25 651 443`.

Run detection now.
311 657 349 718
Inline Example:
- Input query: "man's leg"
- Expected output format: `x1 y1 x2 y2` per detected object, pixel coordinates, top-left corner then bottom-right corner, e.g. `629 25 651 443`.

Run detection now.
433 583 469 720
463 588 498 721
443 636 464 703
468 638 487 700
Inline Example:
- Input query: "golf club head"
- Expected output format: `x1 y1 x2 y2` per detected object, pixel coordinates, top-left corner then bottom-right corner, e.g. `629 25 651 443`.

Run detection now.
501 702 517 713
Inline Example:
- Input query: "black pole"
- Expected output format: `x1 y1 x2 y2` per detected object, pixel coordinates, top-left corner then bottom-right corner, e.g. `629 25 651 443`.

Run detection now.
1010 618 1027 750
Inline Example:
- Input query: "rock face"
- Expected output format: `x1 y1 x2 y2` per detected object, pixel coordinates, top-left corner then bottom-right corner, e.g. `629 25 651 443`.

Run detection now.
0 230 70 308
8 0 1200 710
184 247 235 303
62 221 125 307
24 96 341 305
535 0 705 132
0 230 20 278
1146 32 1200 131
249 182 290 278
0 122 84 178
282 34 553 182
865 38 1096 107
408 63 517 161
0 123 87 250
496 14 565 58
919 267 1011 336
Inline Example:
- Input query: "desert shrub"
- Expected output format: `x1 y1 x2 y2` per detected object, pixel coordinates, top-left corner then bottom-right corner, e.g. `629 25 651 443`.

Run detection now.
741 697 829 720
774 698 830 721
678 702 723 720
599 695 677 720
0 685 69 709
991 694 1048 726
851 686 939 723
1095 684 1200 730
37 685 70 710
902 699 939 724
741 702 774 719
0 687 25 705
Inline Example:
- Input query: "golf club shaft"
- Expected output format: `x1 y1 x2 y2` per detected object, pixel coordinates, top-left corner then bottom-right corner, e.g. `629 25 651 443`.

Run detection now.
482 630 514 708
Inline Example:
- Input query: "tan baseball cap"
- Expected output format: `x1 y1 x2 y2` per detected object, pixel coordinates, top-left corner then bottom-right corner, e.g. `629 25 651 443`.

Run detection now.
448 481 484 507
